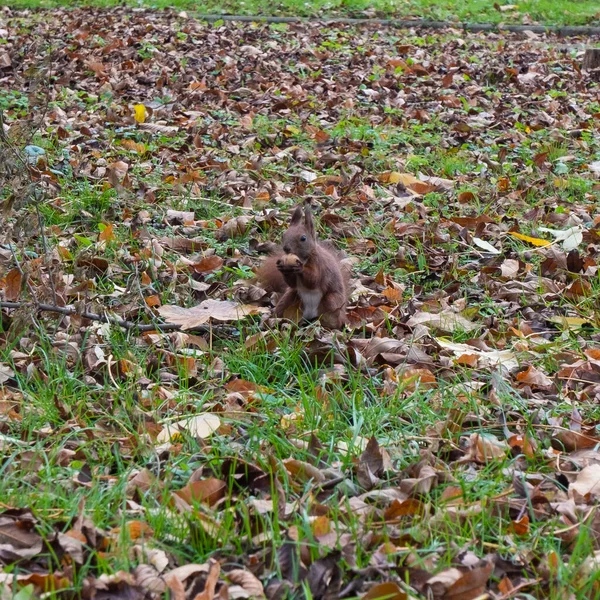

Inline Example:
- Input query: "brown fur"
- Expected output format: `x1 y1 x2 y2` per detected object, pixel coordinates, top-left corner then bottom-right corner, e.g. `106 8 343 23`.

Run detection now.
257 205 348 329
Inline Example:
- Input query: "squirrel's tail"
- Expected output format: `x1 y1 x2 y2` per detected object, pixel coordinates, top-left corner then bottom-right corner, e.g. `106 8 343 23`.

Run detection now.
256 252 288 293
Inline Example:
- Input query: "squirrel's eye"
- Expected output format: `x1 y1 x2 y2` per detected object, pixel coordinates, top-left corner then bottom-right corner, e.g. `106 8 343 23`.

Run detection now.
300 235 307 242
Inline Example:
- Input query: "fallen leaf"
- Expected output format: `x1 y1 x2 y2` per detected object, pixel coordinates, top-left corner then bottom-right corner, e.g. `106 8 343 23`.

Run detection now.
507 231 551 247
158 300 269 330
363 581 407 600
407 311 479 333
472 238 500 254
157 413 221 442
133 104 148 123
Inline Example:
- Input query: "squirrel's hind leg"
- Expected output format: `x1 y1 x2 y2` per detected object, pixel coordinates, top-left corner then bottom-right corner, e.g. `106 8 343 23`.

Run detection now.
274 288 300 318
319 292 346 329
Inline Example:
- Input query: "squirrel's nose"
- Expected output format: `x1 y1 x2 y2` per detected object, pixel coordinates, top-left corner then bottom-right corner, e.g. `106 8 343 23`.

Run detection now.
283 246 291 254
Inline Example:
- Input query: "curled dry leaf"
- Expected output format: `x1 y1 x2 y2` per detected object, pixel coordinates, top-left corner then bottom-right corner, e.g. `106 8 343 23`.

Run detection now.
0 363 14 384
216 216 251 240
465 433 509 463
166 209 195 224
426 560 493 600
158 300 269 330
569 464 600 502
174 478 227 507
227 569 265 598
516 365 553 388
284 458 326 484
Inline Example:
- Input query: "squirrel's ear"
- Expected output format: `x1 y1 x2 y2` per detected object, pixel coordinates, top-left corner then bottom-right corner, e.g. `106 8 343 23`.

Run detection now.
290 206 303 225
304 204 315 238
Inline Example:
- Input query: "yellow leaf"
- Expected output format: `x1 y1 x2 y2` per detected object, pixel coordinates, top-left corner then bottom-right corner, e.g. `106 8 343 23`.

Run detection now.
549 316 594 329
381 171 419 186
133 104 147 124
508 231 551 247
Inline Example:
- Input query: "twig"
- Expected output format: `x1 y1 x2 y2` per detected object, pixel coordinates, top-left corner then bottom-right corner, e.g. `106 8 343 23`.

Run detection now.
0 300 200 333
34 198 58 306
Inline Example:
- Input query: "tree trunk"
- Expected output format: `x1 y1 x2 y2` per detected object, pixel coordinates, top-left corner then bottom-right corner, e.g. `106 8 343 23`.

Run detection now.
583 48 600 70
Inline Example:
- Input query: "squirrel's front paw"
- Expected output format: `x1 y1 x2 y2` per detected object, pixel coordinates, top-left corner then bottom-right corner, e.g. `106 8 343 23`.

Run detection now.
277 254 303 274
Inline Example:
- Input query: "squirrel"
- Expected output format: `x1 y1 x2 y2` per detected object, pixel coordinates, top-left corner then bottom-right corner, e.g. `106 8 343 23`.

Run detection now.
257 204 348 329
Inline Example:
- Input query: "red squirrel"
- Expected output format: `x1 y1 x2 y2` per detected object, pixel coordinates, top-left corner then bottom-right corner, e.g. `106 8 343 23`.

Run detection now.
257 205 348 329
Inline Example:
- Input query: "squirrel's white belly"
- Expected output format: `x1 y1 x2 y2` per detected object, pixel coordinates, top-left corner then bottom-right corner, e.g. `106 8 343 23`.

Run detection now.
297 283 322 320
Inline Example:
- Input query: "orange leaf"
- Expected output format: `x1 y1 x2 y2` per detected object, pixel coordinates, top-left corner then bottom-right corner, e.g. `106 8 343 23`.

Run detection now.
383 498 424 521
456 353 479 367
191 256 224 274
457 191 475 203
311 515 330 536
510 514 529 536
145 294 161 307
3 268 22 301
99 224 115 242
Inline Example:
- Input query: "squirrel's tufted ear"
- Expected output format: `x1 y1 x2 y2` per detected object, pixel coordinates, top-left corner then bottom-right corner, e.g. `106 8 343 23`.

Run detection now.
304 204 315 238
290 206 303 225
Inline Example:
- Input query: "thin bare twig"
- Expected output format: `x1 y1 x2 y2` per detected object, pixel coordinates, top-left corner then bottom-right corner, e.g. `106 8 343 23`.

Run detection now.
0 300 190 333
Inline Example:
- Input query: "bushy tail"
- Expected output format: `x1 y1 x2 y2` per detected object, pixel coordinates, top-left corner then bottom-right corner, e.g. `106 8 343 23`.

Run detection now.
256 252 287 293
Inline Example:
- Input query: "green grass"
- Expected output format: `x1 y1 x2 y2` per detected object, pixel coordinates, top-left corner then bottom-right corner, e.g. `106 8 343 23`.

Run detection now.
2 0 600 26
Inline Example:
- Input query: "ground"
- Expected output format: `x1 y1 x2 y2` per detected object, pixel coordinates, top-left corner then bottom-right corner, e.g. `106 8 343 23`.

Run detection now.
2 5 600 600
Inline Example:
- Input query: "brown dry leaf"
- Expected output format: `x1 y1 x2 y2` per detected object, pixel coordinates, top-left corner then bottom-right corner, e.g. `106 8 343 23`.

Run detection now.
467 433 509 463
400 368 437 391
565 279 591 300
426 560 493 599
191 255 224 273
3 268 22 301
216 216 251 240
363 581 408 600
138 122 179 136
193 558 220 600
227 569 265 598
122 139 146 153
510 514 529 536
457 191 475 203
356 437 385 490
500 258 520 278
174 478 227 507
99 223 116 242
158 300 269 330
166 209 195 224
0 363 14 384
383 498 424 521
284 459 326 484
569 464 600 502
516 365 553 388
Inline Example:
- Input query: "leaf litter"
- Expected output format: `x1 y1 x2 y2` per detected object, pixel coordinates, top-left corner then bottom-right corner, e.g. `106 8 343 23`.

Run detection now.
1 6 600 599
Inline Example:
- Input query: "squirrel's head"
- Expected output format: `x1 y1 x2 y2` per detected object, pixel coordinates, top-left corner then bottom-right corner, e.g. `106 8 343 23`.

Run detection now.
281 205 317 263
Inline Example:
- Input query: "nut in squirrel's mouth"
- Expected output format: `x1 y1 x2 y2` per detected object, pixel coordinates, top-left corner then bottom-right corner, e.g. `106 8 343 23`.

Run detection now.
279 253 304 266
